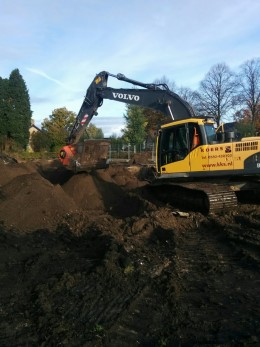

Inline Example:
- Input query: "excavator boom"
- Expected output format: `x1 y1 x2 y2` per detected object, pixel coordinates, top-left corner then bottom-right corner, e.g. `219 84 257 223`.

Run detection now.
67 71 195 145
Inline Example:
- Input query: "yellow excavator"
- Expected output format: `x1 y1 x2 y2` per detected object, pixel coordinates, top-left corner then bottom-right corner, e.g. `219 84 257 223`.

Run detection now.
59 71 260 213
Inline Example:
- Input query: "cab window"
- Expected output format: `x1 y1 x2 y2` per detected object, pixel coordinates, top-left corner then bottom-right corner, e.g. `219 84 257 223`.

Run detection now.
160 125 188 165
205 124 216 144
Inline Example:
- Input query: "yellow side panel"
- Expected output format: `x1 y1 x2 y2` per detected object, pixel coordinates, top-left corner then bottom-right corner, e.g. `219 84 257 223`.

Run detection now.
196 143 234 171
159 141 260 175
189 146 209 171
190 141 260 171
160 155 190 174
233 140 259 170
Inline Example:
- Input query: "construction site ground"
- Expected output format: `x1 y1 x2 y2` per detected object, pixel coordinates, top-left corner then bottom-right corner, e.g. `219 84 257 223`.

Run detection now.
0 154 259 347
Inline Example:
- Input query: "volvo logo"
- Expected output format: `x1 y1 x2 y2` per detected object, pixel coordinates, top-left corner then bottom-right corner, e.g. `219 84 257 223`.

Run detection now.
112 92 140 101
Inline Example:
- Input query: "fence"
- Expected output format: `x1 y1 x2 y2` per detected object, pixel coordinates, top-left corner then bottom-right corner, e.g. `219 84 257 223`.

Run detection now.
108 142 156 163
1 141 157 163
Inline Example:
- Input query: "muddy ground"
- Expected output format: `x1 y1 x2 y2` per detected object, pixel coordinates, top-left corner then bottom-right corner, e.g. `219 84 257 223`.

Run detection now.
0 154 259 347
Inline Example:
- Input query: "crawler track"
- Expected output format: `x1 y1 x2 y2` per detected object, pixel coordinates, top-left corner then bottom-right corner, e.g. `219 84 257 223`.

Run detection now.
149 181 238 213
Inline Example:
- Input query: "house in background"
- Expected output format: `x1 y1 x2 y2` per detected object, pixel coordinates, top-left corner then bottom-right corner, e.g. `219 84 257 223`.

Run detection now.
28 120 41 152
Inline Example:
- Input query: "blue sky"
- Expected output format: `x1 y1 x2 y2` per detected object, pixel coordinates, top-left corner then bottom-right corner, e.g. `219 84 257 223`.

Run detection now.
1 0 260 136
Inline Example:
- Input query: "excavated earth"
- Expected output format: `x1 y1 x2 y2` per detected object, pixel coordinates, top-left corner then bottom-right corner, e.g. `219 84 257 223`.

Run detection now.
0 154 259 347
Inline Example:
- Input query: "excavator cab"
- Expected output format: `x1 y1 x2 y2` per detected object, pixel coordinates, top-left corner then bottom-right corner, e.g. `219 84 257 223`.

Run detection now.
156 116 260 180
156 119 205 174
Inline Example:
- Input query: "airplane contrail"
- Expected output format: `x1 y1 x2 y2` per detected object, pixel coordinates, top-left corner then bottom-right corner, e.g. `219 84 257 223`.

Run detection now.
26 67 79 91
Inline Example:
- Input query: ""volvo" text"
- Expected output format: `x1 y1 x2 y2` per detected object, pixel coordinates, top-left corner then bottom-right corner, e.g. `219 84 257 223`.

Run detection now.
112 92 140 101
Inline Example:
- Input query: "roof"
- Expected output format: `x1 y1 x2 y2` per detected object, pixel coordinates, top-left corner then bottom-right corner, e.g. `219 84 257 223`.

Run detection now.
29 124 42 132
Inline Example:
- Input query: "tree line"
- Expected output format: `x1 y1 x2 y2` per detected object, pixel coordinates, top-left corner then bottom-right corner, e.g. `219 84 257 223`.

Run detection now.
0 69 104 153
122 58 260 145
1 58 259 153
0 69 32 151
31 108 104 153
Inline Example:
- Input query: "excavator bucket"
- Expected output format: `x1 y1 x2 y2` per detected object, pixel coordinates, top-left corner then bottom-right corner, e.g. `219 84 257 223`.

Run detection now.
59 139 110 172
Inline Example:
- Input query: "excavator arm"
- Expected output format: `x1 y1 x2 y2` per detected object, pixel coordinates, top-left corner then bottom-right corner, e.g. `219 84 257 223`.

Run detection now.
68 71 109 144
67 71 195 144
60 71 196 173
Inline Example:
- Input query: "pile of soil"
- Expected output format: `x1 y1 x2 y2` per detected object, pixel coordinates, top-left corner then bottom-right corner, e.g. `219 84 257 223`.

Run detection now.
0 159 78 231
0 156 259 346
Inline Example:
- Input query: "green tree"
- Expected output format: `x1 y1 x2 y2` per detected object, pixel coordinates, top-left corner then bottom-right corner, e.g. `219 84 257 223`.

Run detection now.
137 76 175 141
122 105 147 144
0 77 9 150
143 108 169 140
109 133 122 141
31 131 51 152
234 106 260 136
0 70 32 150
8 69 32 148
84 123 104 139
41 107 76 151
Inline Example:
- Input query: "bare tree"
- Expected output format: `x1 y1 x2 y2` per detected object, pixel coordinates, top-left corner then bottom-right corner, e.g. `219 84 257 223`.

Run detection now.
237 58 260 128
154 75 176 92
198 63 237 125
177 86 200 114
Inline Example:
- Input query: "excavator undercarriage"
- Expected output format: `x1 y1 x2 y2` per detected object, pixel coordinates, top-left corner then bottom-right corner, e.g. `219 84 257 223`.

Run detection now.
147 174 260 214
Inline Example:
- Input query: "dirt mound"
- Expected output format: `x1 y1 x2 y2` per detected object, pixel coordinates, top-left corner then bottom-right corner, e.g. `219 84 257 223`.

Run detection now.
0 160 148 231
0 172 77 231
131 151 154 165
63 169 147 218
62 173 106 211
0 158 36 186
106 165 148 189
0 153 17 164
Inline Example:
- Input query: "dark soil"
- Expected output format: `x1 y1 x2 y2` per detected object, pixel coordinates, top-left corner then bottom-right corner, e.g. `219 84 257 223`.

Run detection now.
0 157 259 346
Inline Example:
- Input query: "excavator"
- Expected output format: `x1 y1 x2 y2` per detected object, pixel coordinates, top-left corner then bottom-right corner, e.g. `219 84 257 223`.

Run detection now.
59 71 260 213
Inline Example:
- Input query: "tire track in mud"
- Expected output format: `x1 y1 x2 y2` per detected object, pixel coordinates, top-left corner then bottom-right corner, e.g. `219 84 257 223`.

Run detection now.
104 278 171 347
222 213 260 266
168 216 260 346
100 225 177 347
86 210 260 347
